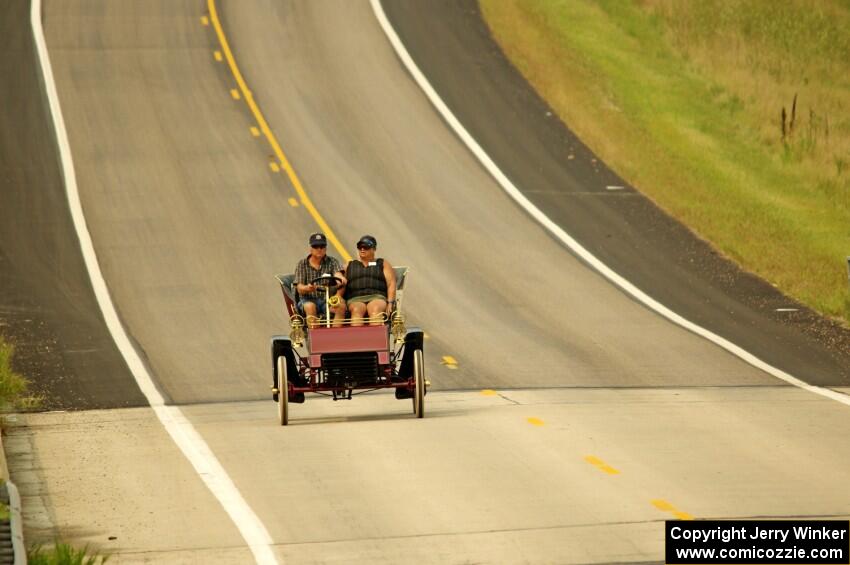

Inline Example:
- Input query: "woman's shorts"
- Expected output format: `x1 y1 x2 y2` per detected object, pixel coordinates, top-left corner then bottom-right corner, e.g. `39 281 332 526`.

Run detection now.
297 297 328 316
346 294 386 306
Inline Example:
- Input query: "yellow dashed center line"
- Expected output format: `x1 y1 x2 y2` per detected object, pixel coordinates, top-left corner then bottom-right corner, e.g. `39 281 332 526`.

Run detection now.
526 417 545 426
201 15 210 26
214 50 223 62
651 499 693 520
651 499 675 512
230 88 241 100
440 355 458 369
583 455 620 475
269 162 280 173
288 198 299 207
480 389 497 396
207 0 351 261
250 126 260 137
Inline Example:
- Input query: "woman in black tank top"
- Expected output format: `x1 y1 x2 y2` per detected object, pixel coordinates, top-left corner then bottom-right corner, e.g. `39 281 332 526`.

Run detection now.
343 235 397 326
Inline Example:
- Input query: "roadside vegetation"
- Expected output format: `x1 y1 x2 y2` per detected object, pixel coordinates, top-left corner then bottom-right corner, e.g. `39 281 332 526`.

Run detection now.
4 347 83 564
480 0 850 324
28 542 110 565
0 340 34 411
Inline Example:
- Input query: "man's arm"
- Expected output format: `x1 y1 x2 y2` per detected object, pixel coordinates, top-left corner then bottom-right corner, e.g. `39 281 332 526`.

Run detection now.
294 260 315 295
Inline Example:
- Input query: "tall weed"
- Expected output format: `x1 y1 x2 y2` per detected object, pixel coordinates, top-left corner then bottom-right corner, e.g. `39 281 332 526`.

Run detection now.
28 542 109 565
0 341 30 411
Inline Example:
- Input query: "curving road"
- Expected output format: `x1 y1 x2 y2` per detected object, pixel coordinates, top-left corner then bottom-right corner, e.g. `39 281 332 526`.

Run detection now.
5 1 849 563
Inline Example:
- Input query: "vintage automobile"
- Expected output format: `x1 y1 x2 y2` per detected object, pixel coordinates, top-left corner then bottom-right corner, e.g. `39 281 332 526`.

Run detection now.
270 267 426 425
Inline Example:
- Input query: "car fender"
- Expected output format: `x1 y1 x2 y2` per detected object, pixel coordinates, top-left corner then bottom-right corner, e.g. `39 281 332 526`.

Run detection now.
397 327 424 379
270 335 297 389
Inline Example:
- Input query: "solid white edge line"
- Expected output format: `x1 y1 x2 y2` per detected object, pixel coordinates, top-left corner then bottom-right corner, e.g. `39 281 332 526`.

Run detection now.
29 2 279 563
368 0 850 408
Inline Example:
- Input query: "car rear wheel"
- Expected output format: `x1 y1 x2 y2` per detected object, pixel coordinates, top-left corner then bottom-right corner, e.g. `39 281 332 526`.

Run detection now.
277 355 289 426
413 348 425 418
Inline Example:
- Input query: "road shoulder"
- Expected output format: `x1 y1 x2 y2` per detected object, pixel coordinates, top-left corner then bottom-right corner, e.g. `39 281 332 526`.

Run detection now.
3 407 249 561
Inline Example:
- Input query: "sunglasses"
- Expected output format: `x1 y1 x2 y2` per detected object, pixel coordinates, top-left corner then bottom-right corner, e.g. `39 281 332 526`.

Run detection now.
357 244 374 250
311 244 327 249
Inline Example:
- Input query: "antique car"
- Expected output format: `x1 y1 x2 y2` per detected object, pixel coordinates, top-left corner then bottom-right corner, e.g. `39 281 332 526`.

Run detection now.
270 267 426 425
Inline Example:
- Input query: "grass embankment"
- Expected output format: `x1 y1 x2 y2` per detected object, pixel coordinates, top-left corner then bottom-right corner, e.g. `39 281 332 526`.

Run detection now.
480 0 850 324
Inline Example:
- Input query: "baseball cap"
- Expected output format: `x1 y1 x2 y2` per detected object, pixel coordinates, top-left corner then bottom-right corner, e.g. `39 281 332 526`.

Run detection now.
356 235 377 248
309 233 328 246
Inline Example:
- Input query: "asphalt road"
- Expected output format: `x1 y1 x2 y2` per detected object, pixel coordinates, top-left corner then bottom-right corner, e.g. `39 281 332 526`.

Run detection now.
217 0 775 392
0 0 139 409
6 1 849 563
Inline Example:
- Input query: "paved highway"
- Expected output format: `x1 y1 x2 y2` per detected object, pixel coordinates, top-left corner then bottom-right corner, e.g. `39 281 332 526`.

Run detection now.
5 1 849 563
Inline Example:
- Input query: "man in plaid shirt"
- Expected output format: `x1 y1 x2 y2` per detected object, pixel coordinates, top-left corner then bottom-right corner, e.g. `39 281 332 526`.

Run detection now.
294 232 347 327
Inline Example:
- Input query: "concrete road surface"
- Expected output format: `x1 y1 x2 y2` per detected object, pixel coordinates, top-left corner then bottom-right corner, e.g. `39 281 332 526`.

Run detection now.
7 387 850 562
7 1 849 563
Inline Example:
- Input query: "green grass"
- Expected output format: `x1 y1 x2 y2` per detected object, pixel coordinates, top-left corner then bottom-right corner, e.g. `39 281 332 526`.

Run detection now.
28 542 110 565
0 340 33 411
480 0 850 324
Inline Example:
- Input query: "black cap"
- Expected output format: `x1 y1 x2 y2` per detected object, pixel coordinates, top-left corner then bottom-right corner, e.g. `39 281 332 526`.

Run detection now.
309 232 328 246
357 235 377 248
